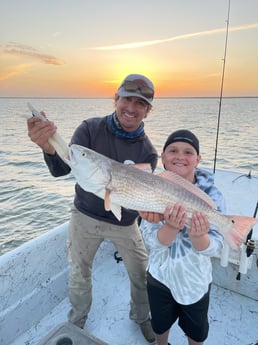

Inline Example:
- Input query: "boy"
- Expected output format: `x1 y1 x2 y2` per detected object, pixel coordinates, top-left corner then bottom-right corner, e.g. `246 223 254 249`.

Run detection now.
140 129 225 345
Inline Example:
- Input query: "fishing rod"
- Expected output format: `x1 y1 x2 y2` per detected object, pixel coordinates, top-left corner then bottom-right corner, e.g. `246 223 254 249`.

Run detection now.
236 201 257 280
213 0 231 173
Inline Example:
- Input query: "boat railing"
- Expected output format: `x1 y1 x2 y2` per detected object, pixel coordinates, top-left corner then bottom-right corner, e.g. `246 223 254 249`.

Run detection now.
0 222 69 345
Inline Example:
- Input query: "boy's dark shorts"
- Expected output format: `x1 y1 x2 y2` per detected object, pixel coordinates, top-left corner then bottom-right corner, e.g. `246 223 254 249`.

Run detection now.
147 272 210 342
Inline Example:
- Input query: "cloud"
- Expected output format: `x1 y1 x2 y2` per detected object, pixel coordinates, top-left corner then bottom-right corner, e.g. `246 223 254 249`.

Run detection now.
90 23 258 51
5 42 37 51
3 42 65 65
0 63 34 81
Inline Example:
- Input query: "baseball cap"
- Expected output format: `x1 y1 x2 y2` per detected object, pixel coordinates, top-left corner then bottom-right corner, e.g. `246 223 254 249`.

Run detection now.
117 74 154 105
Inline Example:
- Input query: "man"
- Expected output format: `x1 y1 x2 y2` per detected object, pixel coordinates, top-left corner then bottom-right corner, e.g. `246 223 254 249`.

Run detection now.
27 74 158 343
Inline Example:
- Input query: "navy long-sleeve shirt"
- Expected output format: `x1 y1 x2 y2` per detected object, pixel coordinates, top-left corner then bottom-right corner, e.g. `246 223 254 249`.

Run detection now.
44 114 158 226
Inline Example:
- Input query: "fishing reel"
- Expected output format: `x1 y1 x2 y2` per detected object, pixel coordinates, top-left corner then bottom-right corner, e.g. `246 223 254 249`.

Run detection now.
236 237 257 281
245 239 256 258
236 201 257 280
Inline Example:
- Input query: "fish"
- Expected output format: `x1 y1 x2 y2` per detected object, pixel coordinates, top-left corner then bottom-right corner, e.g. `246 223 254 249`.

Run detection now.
65 144 258 251
23 104 258 250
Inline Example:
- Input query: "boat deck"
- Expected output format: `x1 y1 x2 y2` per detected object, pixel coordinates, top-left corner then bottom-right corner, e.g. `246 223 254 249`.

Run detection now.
10 240 258 345
3 169 258 345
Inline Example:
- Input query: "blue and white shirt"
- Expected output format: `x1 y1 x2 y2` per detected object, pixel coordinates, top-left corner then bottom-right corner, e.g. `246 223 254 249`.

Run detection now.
141 168 225 305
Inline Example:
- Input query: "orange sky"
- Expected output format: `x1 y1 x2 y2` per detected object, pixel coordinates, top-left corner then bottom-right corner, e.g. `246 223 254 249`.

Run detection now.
1 0 258 98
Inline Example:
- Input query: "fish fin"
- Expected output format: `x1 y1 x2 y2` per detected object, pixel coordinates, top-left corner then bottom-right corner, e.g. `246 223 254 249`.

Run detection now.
104 189 122 221
158 171 216 209
104 189 111 211
131 163 152 173
224 215 258 250
110 204 122 221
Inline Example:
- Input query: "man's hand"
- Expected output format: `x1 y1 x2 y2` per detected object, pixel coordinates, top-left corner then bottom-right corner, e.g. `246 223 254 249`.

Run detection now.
139 211 164 223
27 114 57 155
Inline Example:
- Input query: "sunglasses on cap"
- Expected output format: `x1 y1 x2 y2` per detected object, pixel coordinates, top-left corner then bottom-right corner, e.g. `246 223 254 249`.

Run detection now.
121 80 154 99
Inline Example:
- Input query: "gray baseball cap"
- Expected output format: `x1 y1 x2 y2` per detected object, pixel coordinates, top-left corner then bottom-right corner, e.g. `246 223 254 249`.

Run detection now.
117 74 154 105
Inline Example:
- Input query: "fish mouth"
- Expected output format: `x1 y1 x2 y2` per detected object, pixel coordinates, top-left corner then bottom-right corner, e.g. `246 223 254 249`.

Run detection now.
65 146 76 166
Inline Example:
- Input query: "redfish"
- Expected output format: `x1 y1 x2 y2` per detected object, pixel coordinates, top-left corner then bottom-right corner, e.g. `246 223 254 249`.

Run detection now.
66 144 258 251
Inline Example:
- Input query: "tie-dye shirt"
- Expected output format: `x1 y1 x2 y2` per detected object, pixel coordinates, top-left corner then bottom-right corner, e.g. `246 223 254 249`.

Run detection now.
141 168 225 305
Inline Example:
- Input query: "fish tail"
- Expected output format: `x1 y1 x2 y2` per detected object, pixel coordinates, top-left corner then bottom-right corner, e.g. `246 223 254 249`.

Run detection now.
224 215 258 250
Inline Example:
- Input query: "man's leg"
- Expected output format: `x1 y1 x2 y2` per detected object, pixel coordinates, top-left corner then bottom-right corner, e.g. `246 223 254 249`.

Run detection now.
110 222 155 343
67 208 103 328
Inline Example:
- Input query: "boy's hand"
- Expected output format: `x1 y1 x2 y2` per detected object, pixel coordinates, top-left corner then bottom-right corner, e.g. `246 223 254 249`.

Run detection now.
188 212 210 250
188 212 209 237
164 204 187 231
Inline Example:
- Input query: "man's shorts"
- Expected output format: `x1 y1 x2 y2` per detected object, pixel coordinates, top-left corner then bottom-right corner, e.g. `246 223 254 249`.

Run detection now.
147 272 210 342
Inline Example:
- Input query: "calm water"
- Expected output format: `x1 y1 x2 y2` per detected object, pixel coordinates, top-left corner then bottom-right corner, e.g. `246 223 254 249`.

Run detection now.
1 97 258 255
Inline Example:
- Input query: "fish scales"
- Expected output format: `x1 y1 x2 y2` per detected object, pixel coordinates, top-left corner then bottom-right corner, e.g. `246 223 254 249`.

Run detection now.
108 161 214 217
66 144 258 250
109 162 237 237
79 147 227 227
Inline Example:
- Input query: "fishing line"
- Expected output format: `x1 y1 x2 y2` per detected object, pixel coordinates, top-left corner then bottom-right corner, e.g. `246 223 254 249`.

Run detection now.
213 0 231 173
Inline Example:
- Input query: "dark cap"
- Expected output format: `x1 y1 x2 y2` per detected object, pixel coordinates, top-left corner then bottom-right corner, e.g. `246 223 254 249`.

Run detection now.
163 129 200 154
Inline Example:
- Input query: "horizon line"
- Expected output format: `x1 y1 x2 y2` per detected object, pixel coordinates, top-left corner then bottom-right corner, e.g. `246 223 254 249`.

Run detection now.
1 96 257 99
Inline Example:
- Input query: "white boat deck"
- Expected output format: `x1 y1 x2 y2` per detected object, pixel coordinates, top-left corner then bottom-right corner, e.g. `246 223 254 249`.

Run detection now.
1 168 258 345
10 239 258 345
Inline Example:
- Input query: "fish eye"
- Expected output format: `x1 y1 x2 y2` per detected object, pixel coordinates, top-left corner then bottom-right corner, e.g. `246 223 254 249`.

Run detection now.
82 151 87 157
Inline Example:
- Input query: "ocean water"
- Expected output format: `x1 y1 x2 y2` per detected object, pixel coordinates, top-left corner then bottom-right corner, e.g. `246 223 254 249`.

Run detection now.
0 97 258 255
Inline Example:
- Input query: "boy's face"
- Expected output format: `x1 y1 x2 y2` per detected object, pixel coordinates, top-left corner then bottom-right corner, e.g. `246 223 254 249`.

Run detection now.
161 141 201 182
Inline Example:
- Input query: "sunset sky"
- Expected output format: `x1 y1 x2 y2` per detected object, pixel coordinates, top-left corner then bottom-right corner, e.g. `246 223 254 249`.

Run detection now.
1 0 258 98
